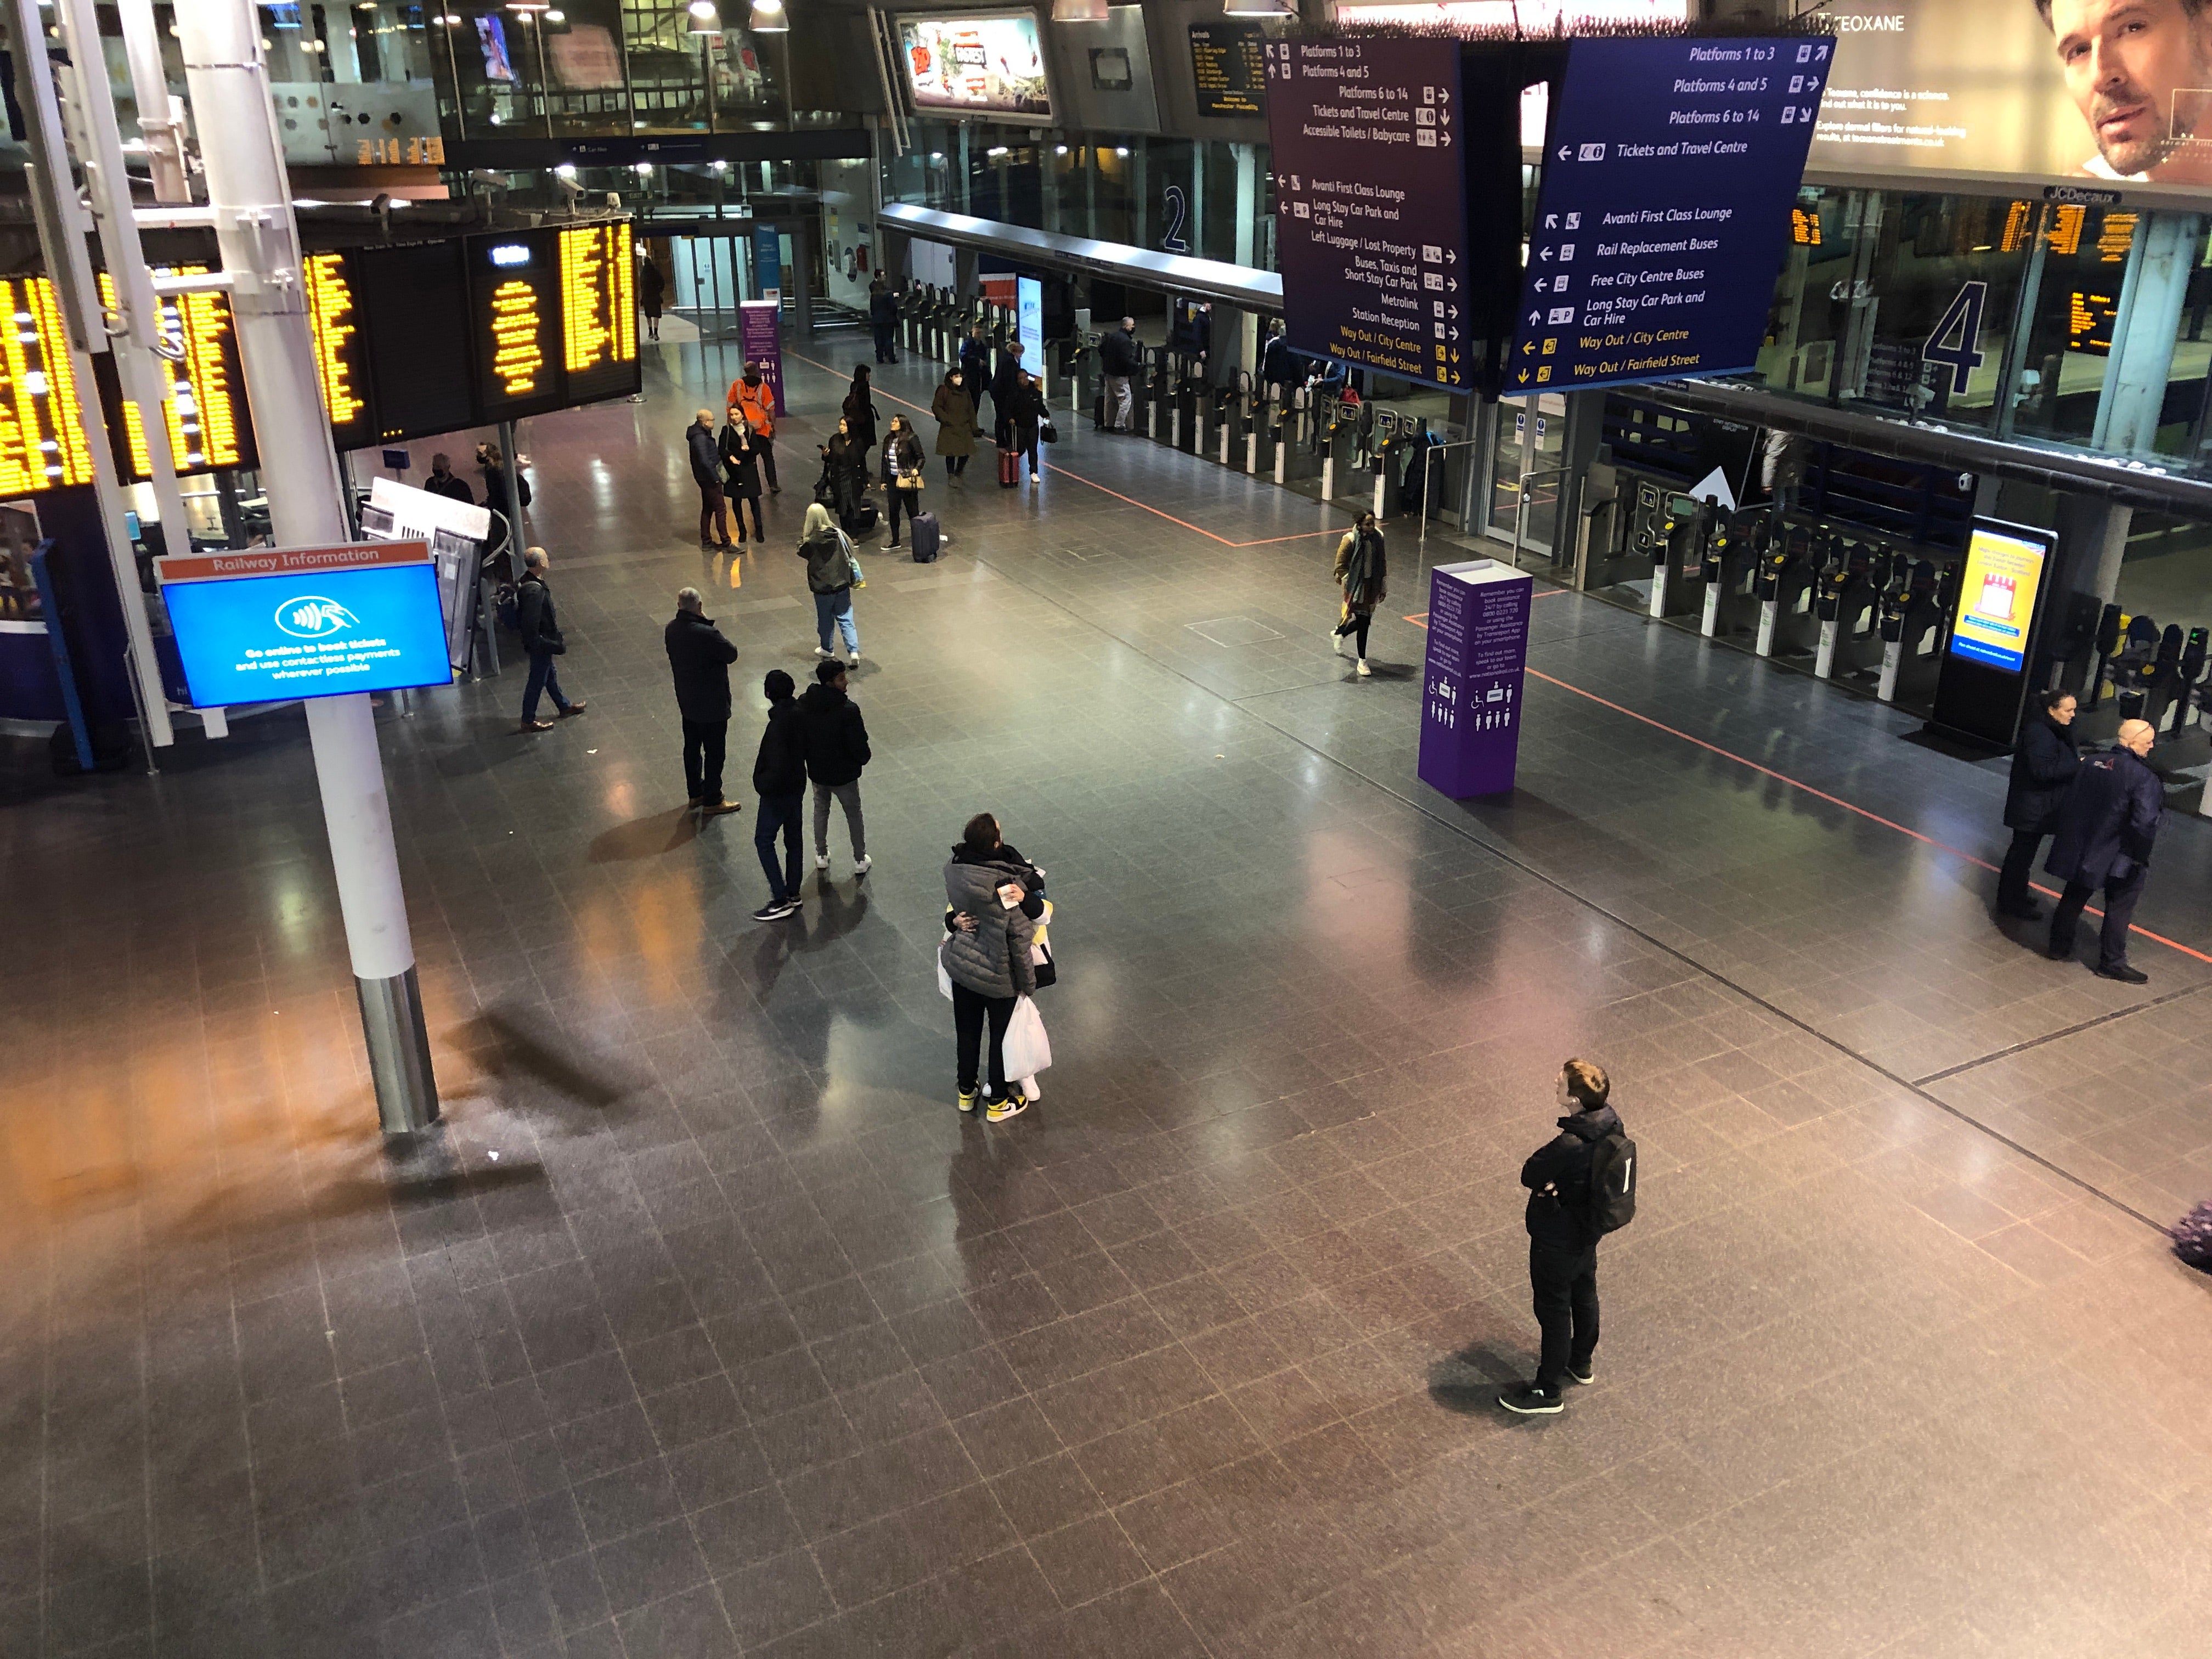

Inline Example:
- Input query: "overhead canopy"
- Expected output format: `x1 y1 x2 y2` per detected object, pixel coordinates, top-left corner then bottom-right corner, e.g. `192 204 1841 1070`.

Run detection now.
878 203 1282 311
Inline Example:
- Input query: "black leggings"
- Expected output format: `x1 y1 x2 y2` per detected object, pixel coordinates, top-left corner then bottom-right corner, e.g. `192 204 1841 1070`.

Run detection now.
952 981 1017 1098
1335 608 1371 656
944 455 968 477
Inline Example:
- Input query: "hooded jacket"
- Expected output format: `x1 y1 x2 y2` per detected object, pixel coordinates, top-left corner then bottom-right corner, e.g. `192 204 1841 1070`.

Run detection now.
686 421 722 489
752 696 806 797
664 608 736 723
1521 1104 1625 1250
798 526 854 595
943 855 1037 1000
2045 745 2163 888
2002 710 2081 832
796 680 870 786
932 379 978 458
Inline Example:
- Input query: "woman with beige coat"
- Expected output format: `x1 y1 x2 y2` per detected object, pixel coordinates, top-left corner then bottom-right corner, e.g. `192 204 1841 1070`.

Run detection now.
1331 511 1387 678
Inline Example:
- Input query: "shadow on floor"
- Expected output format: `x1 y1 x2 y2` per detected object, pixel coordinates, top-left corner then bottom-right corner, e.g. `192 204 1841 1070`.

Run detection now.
1427 1344 1525 1415
589 806 701 862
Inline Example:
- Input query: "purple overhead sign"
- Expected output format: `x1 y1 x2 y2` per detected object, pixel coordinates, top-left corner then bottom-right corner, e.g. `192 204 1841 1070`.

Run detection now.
739 300 786 417
1418 560 1532 798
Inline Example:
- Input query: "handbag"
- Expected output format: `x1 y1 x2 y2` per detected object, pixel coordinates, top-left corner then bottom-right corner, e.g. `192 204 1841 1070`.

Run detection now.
1038 418 1059 445
1029 898 1056 989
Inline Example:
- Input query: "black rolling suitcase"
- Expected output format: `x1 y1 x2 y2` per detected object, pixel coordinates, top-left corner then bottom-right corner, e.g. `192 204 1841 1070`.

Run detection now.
910 512 941 562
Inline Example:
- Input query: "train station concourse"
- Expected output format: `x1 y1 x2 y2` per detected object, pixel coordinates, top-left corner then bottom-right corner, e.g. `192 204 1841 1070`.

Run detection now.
3 0 2212 1656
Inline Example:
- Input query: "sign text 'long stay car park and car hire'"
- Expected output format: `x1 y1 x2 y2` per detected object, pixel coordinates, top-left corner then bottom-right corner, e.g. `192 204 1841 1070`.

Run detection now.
157 540 454 708
1264 37 1477 393
1508 36 1827 394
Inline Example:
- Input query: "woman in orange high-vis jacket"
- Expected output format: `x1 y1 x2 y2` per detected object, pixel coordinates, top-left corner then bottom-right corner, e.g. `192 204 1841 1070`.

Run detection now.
726 362 781 494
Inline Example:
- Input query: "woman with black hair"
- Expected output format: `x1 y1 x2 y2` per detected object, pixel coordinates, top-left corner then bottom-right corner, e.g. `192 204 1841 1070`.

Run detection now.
942 812 1046 1122
842 364 879 465
880 415 927 549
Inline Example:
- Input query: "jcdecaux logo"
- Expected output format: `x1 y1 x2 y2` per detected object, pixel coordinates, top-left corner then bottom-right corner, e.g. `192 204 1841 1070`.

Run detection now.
275 595 361 638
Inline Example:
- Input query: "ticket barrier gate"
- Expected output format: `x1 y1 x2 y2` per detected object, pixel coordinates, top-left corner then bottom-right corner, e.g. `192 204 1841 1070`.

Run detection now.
1646 493 1717 622
1142 347 1172 440
1812 542 1886 685
1874 558 1948 706
1751 521 1821 662
1216 374 1251 470
1696 510 1767 643
1173 357 1204 454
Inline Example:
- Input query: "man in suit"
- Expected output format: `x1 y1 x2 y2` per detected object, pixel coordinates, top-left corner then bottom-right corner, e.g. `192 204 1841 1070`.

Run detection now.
2046 718 2164 983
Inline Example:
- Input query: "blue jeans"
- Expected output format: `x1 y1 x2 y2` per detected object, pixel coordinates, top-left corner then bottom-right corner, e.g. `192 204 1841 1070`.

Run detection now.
522 651 570 721
754 793 804 904
814 589 859 653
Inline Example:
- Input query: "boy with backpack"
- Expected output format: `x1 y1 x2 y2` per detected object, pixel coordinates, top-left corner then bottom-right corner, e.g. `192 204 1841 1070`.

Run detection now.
1499 1058 1635 1415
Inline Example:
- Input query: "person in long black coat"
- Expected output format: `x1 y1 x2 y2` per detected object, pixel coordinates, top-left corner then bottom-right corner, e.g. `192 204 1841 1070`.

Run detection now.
990 341 1028 449
2045 719 2164 981
1995 688 2081 919
665 587 739 813
842 366 879 464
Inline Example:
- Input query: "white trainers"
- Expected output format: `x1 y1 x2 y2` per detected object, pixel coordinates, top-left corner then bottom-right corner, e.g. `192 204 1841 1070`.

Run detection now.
1356 659 1372 678
814 646 833 659
815 854 831 871
1330 631 1347 657
848 652 861 665
853 855 872 876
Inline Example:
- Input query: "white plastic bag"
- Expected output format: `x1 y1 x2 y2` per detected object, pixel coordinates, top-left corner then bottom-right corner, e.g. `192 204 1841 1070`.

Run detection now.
1002 994 1051 1079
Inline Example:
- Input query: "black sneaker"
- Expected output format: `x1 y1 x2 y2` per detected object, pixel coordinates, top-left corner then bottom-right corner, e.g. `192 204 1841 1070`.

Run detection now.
750 899 798 922
1566 1362 1594 1386
1498 1384 1563 1415
2095 961 2149 984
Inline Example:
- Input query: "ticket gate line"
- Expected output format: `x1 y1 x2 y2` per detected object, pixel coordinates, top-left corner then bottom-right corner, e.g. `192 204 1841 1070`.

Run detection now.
1400 610 2212 968
789 348 1352 551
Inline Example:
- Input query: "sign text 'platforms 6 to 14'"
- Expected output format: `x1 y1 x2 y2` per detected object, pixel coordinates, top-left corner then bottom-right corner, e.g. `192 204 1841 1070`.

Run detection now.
1263 37 1475 394
1509 36 1827 394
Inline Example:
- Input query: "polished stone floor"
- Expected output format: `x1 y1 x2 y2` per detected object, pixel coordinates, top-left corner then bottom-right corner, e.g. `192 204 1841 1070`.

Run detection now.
2 325 2209 1659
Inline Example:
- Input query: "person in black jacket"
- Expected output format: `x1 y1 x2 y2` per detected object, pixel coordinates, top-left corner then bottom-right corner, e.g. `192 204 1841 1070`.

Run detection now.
422 452 473 505
1996 689 2080 920
842 366 879 463
960 325 994 428
990 341 1027 449
687 411 733 552
665 587 740 815
719 416 766 545
639 253 665 342
1098 317 1139 432
515 546 583 731
2046 719 2164 982
868 276 900 363
1500 1059 1623 1415
880 415 927 547
1005 373 1047 485
797 658 871 879
751 669 808 919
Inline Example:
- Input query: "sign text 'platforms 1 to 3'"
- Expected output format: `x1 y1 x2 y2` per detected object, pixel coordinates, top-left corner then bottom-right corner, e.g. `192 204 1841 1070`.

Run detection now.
1263 37 1474 393
1509 36 1828 394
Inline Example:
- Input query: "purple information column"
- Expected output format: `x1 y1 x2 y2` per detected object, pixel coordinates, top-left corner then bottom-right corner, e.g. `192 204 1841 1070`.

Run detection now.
1418 560 1533 798
739 299 787 417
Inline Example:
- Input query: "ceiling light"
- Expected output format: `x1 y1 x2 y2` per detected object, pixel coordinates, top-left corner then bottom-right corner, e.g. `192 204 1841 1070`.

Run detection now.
987 145 1009 157
555 163 577 178
749 0 786 30
1054 145 1068 155
544 7 563 17
634 161 654 174
1114 145 1129 156
1051 0 1109 18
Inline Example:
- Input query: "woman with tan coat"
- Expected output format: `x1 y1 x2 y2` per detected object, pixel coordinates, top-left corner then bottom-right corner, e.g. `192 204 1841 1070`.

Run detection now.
1331 511 1387 678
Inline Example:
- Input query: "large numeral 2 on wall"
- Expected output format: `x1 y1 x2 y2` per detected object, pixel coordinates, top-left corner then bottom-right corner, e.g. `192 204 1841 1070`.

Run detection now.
1923 281 1988 396
1163 185 1189 254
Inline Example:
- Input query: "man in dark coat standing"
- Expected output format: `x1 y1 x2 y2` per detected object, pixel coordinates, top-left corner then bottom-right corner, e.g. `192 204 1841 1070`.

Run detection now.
1098 316 1140 432
665 586 740 815
868 276 900 364
1500 1059 1623 1416
2046 718 2163 982
750 669 808 921
687 410 733 552
1996 688 2080 919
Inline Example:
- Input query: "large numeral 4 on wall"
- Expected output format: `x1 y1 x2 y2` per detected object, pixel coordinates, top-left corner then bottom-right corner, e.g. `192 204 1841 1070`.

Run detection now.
1923 281 1988 396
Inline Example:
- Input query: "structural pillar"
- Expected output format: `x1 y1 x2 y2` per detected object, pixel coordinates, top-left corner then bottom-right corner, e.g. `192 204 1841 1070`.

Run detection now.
2093 210 2202 455
178 0 437 1133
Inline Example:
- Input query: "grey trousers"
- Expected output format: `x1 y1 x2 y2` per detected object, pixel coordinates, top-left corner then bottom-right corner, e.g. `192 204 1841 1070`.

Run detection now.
811 779 866 858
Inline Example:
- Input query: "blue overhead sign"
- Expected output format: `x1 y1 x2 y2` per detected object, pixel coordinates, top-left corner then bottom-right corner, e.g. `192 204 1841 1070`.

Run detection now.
161 545 453 708
1509 36 1827 395
1264 37 1472 392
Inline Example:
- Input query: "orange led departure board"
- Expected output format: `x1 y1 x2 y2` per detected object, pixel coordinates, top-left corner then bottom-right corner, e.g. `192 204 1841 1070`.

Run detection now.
472 233 562 419
558 222 637 402
304 252 375 450
97 269 253 479
0 277 95 494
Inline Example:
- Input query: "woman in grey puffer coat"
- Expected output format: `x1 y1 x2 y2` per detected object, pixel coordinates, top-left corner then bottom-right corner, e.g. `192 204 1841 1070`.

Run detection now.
943 812 1041 1121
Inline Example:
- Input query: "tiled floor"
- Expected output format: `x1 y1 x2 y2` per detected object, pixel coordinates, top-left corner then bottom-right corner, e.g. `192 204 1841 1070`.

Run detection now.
2 326 2209 1659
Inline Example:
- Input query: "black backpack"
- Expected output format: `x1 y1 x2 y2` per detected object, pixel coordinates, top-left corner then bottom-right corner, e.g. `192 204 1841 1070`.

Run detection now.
1587 1129 1637 1236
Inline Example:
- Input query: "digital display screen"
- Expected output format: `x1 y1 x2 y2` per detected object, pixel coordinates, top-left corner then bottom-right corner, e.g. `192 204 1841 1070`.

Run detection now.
1948 523 2048 675
356 240 476 444
99 269 253 479
476 14 516 82
899 14 1050 117
163 558 453 706
558 222 640 404
471 231 565 421
304 251 377 450
0 277 96 495
1189 22 1266 119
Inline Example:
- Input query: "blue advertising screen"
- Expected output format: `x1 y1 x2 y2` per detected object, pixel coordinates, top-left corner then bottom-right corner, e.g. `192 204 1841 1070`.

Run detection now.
1509 36 1827 395
164 562 453 707
1017 275 1043 369
1263 37 1474 392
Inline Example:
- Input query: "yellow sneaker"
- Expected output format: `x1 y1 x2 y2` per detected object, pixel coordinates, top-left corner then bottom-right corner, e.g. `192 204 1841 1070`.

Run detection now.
957 1089 979 1114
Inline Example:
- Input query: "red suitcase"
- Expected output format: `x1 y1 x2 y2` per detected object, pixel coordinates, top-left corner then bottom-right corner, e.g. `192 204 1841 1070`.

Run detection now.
998 447 1019 488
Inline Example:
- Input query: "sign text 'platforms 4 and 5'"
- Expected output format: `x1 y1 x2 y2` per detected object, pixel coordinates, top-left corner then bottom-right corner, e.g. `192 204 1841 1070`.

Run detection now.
1509 36 1827 394
158 540 454 709
1264 37 1475 393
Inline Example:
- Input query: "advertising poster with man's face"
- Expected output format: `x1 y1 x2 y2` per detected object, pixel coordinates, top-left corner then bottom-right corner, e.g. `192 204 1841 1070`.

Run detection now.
1813 0 2212 190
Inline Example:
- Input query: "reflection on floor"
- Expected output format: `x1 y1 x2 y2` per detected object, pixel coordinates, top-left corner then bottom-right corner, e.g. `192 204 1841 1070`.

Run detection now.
1 330 2208 1659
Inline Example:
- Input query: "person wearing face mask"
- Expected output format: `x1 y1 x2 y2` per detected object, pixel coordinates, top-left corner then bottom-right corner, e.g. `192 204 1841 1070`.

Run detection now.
1996 687 2082 921
726 360 781 495
932 367 978 479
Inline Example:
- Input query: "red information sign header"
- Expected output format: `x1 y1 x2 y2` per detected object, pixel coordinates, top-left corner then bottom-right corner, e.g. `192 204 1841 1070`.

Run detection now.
157 540 430 585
